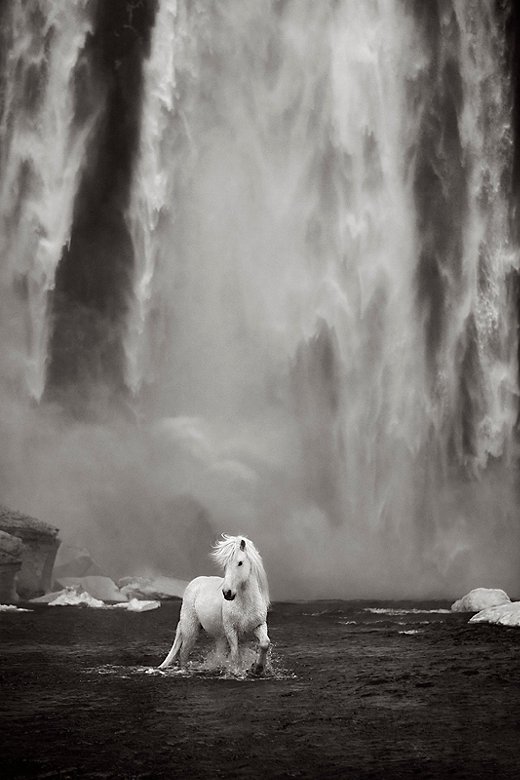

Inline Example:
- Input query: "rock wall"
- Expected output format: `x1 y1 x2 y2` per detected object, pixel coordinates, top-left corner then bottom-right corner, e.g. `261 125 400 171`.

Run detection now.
0 506 60 601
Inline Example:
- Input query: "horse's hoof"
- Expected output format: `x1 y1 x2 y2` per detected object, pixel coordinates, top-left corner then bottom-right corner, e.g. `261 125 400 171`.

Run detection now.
249 664 263 677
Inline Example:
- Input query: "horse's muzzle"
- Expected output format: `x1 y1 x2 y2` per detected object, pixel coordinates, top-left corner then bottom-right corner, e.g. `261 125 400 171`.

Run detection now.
223 589 235 601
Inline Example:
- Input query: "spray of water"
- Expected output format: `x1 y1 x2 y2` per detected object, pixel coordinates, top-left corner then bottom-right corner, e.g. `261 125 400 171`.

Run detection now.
0 0 518 598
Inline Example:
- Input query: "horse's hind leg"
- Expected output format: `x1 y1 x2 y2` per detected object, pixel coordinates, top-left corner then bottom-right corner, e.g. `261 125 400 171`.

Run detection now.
179 618 200 667
158 621 183 669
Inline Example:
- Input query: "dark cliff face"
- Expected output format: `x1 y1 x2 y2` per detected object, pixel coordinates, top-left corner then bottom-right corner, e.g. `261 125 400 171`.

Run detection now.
46 0 158 413
0 506 60 600
0 529 24 604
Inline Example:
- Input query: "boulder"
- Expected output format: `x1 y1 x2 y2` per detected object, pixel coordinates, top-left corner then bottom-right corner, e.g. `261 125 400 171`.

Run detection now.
0 529 24 603
451 588 511 613
118 575 187 601
469 602 520 627
0 505 60 599
54 575 127 603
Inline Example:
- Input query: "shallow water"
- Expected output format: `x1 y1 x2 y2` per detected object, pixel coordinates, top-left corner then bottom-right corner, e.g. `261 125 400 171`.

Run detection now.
2 601 520 779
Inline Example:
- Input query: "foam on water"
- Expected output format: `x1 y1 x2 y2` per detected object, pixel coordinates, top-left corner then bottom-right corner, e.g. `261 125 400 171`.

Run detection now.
364 608 452 615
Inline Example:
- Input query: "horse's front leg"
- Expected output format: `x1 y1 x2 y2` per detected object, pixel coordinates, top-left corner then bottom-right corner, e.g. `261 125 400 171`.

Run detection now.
224 626 240 673
252 622 270 675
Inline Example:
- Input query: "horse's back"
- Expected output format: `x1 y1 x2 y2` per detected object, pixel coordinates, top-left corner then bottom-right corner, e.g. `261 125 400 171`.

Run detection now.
182 575 224 637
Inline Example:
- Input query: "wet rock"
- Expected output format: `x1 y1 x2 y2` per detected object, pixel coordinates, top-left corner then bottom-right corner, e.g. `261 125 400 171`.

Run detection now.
0 506 60 600
451 588 511 612
118 574 186 601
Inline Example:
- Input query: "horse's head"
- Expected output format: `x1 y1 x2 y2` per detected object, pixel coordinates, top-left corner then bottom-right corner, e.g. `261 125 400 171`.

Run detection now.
221 538 251 601
211 533 270 606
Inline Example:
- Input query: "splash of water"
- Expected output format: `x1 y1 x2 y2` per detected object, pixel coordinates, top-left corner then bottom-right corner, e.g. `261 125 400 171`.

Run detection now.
0 0 518 598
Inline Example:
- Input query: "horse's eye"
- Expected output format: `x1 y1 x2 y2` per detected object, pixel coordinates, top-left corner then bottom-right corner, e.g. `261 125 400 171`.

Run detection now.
238 561 243 566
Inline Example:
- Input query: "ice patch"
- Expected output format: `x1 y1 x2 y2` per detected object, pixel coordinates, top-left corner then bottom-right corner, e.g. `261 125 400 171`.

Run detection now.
45 586 160 611
469 601 520 627
104 598 160 612
49 588 104 608
55 576 126 602
451 588 510 613
0 604 32 612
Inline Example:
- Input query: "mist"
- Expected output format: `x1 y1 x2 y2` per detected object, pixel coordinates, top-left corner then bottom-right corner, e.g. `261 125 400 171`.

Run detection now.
0 0 519 600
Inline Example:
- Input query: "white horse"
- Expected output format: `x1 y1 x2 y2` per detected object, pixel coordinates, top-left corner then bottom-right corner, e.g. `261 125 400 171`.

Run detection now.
158 534 271 675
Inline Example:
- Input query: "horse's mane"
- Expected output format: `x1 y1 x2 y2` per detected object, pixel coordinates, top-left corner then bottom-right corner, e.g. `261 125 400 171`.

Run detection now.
211 533 270 607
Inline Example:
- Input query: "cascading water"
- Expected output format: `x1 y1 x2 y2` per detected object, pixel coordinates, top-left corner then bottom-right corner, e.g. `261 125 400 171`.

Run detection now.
0 0 96 401
0 0 518 598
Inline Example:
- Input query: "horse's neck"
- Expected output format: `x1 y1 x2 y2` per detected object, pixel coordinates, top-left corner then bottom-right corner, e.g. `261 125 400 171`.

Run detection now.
241 573 265 609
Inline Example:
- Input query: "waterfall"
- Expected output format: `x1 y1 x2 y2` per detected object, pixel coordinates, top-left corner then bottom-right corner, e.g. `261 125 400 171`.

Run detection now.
0 0 518 597
0 0 96 400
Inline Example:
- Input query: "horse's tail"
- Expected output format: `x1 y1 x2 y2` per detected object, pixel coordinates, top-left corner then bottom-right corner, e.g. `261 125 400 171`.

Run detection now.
158 622 183 669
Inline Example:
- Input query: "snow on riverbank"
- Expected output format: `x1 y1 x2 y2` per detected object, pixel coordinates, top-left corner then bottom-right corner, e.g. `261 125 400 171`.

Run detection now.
470 602 520 627
451 588 510 612
48 588 104 607
44 587 160 611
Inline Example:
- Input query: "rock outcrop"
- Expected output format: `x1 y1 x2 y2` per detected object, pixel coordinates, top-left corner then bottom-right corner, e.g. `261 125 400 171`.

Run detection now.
0 529 24 603
0 506 60 600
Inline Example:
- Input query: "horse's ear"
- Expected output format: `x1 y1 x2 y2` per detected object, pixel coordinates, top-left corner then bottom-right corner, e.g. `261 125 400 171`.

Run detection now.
240 539 246 550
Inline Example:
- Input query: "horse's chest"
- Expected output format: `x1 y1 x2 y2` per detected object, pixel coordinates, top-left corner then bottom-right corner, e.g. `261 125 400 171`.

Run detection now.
226 600 264 634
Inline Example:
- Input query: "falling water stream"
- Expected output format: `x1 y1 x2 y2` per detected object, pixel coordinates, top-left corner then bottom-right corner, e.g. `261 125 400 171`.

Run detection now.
0 0 518 598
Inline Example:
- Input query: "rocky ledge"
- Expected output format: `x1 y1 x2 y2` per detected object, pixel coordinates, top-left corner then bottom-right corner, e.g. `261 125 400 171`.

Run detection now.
0 506 60 602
